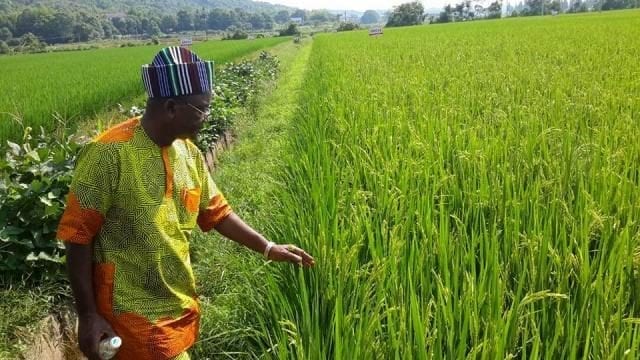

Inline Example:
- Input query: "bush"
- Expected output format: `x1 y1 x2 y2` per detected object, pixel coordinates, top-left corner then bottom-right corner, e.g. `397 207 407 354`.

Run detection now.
278 23 300 37
197 52 279 150
0 127 82 280
337 22 360 32
223 30 249 40
0 40 9 55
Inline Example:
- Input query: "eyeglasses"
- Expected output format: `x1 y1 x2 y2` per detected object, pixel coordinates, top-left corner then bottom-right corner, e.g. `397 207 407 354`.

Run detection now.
185 102 211 117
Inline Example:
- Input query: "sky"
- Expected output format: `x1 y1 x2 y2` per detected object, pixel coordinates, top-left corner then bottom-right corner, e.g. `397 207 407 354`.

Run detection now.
262 0 451 11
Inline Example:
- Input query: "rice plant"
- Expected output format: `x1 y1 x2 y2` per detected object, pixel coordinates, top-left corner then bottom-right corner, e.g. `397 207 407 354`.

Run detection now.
0 37 287 143
254 10 640 359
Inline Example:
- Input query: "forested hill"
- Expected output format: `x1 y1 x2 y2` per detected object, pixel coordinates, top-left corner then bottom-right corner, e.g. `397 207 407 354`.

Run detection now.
0 0 302 47
1 0 293 14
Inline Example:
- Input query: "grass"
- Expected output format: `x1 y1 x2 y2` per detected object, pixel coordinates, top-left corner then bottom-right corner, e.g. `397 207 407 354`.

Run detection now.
0 281 70 359
188 39 312 359
250 9 640 359
0 36 288 144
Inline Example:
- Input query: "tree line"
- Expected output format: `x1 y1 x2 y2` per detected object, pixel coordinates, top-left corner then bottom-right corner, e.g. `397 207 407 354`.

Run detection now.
382 0 638 27
0 5 338 52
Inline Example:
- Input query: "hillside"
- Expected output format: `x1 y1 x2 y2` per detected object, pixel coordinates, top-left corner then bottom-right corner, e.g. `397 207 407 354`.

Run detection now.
6 0 294 14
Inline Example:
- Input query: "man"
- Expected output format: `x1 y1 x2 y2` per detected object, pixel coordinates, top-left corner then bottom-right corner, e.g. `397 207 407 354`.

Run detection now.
57 46 315 360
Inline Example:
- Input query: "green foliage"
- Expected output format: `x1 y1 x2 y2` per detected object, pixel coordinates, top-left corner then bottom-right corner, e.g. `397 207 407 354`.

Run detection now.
386 1 425 27
274 10 290 24
18 32 45 53
197 51 280 150
0 126 81 279
279 23 299 36
0 40 9 54
360 10 381 24
488 1 503 18
337 22 360 32
0 27 11 41
223 30 249 40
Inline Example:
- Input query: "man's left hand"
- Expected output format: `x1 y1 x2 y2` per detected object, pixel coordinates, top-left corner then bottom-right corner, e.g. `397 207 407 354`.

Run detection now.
268 244 315 267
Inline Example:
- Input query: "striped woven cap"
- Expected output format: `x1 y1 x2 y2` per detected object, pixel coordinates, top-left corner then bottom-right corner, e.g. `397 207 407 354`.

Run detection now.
141 46 214 98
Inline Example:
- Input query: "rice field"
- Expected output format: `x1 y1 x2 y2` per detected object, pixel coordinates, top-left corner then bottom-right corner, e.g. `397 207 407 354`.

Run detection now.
0 37 287 143
254 10 640 359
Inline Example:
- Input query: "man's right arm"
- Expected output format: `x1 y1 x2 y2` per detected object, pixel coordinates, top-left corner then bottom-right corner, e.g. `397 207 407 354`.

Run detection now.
66 243 116 360
57 143 119 359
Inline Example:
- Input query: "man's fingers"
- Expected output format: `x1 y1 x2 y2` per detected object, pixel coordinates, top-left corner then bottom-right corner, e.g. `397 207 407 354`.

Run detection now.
287 252 302 265
290 246 315 265
285 244 315 266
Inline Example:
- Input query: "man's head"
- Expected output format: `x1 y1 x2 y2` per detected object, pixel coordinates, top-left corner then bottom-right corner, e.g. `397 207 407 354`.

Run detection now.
141 47 214 140
145 93 211 140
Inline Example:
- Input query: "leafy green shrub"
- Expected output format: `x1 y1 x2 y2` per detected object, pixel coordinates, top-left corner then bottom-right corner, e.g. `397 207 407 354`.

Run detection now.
0 40 9 55
337 22 360 32
279 23 300 37
0 127 82 280
197 51 279 150
223 30 249 40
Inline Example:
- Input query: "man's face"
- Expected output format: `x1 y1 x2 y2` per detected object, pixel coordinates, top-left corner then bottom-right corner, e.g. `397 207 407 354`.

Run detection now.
170 93 212 140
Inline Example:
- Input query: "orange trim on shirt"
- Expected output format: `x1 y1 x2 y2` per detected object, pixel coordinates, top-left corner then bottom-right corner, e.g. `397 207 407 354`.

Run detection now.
95 117 139 144
197 193 232 232
94 262 200 360
56 192 105 244
181 187 201 213
161 147 173 198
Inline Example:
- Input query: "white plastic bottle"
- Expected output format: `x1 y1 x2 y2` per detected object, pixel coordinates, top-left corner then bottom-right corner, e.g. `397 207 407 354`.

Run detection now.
98 336 122 360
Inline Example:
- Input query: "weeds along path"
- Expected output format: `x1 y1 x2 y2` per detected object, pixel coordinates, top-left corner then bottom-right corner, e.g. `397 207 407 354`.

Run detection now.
189 40 313 358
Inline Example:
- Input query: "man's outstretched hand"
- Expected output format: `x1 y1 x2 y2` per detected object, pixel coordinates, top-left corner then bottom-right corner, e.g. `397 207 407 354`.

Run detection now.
268 244 315 267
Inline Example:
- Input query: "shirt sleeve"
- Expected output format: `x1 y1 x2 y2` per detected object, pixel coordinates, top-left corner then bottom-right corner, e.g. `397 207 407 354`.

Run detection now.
195 151 233 232
56 142 119 245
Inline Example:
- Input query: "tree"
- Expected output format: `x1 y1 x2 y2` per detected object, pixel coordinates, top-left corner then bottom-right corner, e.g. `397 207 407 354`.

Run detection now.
548 0 561 11
45 11 75 43
309 10 331 23
194 9 207 31
361 10 381 24
488 1 503 18
261 12 274 29
16 7 53 38
20 32 45 52
292 9 306 19
437 4 453 23
386 1 425 27
0 0 11 13
279 23 299 36
207 8 234 30
0 40 9 54
0 27 11 41
160 15 177 33
274 10 290 24
249 13 266 29
337 22 359 31
147 20 161 36
111 16 127 34
176 10 193 31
